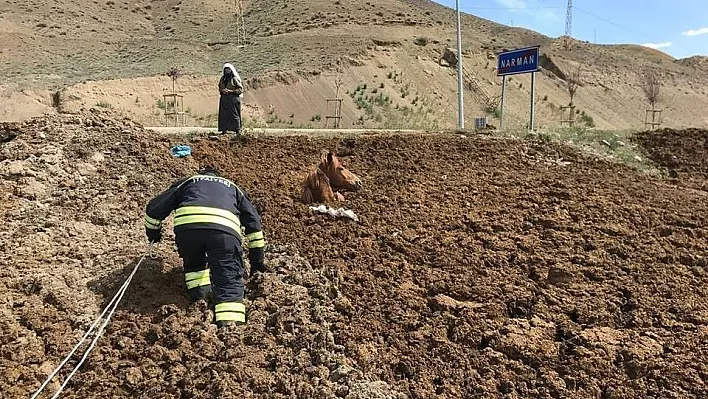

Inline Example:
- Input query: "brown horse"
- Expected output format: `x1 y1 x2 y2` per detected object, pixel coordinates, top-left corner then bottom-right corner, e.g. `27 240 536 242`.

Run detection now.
301 150 362 204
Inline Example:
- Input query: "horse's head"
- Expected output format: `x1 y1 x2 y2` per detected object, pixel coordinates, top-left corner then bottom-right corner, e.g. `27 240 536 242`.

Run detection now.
318 150 362 191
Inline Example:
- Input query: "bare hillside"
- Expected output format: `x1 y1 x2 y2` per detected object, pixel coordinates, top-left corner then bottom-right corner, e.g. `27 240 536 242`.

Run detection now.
1 0 707 129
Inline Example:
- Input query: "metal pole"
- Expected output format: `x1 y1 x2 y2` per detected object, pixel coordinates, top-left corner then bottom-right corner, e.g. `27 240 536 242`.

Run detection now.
500 75 506 130
530 72 536 131
455 0 464 130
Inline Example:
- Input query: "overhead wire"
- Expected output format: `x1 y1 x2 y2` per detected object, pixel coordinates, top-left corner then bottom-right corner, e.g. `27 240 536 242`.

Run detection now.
463 6 567 10
574 6 660 42
454 1 661 43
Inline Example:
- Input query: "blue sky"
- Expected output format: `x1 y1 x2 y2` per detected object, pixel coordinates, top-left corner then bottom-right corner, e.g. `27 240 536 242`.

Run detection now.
432 0 708 59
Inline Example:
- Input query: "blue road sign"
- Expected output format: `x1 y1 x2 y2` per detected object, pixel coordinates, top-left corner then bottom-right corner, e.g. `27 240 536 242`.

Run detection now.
497 46 540 76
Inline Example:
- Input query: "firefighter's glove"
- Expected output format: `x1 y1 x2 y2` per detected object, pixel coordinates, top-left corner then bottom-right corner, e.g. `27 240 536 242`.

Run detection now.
146 227 162 243
249 247 266 274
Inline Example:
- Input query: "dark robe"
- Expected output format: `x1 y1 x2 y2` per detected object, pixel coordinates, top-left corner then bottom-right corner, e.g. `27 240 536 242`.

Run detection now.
218 75 243 133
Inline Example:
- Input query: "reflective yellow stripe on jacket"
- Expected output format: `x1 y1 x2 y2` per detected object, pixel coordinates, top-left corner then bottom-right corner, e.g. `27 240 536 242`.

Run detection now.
144 214 162 230
246 231 265 249
174 206 242 236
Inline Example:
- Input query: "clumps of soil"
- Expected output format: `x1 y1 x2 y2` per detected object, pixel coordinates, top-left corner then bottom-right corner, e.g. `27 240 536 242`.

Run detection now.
635 128 708 189
2 112 707 398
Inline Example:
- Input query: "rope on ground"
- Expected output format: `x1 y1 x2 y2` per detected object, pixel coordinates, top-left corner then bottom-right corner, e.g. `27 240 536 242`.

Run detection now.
31 243 154 399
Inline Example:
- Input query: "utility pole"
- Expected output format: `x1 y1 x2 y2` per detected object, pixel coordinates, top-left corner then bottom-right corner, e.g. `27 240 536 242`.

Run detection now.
235 0 246 48
456 0 464 130
564 0 572 50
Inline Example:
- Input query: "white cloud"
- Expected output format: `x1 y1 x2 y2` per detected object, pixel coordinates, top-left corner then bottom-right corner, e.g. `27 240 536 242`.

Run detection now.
642 42 673 49
495 0 558 21
683 27 708 37
497 0 527 8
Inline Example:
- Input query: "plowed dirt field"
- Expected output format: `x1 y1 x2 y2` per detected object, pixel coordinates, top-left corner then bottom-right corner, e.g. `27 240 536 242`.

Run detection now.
2 111 707 399
636 128 707 190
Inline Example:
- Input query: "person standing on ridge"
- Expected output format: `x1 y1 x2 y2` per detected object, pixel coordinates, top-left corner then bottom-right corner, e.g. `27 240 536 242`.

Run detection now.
218 63 244 135
144 167 265 328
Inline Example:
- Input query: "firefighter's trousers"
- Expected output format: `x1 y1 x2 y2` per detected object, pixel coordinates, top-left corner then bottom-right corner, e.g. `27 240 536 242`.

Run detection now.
175 229 246 323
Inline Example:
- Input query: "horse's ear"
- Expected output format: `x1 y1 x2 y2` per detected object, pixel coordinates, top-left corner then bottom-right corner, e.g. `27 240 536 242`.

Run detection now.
327 151 334 164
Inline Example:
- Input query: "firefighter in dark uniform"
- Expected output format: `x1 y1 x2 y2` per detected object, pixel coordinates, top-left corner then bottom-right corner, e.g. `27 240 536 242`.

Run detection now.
143 167 265 328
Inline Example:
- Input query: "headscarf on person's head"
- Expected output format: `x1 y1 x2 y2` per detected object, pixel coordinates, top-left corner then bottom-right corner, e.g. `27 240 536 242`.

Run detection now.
222 63 233 84
222 63 242 82
223 63 236 77
221 63 244 98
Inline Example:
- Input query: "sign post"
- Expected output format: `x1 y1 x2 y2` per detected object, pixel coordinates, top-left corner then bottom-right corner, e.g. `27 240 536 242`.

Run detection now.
497 45 540 131
500 76 506 130
455 0 464 130
530 71 536 131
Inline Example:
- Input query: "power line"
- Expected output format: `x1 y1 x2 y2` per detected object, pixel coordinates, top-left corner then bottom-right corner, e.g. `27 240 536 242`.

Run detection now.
574 6 657 41
462 6 567 10
457 2 659 44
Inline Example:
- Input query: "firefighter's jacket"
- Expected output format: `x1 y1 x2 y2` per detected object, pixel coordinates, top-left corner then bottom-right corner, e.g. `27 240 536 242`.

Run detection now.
144 173 265 250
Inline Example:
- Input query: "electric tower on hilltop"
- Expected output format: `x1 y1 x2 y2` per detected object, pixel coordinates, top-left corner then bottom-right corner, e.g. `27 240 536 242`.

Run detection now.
235 0 246 48
564 0 572 50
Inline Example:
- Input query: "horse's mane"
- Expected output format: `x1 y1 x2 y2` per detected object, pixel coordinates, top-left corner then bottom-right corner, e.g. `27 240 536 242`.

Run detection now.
301 165 333 204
